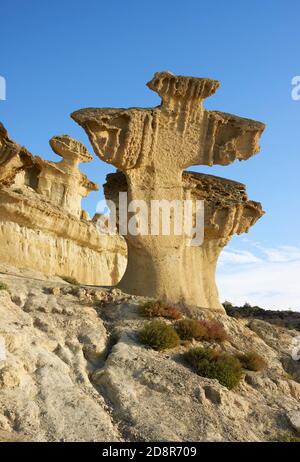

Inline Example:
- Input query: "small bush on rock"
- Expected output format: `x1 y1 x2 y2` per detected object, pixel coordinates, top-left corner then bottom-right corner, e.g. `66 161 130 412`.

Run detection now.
238 351 267 371
184 347 243 389
175 319 207 340
276 432 300 442
0 282 9 292
139 301 182 320
140 320 180 351
198 320 229 342
61 276 80 286
175 319 228 342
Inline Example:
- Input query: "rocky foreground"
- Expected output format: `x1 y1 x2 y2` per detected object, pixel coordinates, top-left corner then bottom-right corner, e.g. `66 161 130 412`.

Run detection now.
0 264 300 442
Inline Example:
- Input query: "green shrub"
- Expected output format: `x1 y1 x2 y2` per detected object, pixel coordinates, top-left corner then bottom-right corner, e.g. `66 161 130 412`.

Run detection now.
140 320 180 351
175 319 207 340
13 188 23 194
184 347 243 389
175 319 228 342
139 300 182 320
276 432 300 442
238 351 267 372
60 275 80 286
0 282 9 292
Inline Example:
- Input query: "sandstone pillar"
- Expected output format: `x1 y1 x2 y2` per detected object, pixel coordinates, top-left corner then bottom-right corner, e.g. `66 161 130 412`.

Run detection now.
72 72 265 310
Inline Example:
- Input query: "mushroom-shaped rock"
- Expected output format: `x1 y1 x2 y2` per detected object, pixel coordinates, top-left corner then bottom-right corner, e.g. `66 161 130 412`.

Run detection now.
72 71 265 310
36 135 97 217
49 135 93 172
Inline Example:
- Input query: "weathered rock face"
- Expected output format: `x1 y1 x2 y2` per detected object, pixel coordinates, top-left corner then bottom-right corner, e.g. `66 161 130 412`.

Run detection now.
0 124 126 285
72 71 265 309
0 268 300 442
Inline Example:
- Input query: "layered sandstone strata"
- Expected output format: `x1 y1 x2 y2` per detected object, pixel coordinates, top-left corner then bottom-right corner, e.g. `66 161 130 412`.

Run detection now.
72 71 265 309
0 123 126 284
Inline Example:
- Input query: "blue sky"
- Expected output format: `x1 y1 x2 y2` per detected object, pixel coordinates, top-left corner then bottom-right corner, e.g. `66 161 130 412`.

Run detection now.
1 0 300 309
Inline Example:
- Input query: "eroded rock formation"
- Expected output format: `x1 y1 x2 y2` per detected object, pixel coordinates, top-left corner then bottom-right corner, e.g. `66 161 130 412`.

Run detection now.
72 71 265 309
0 123 126 284
104 171 263 309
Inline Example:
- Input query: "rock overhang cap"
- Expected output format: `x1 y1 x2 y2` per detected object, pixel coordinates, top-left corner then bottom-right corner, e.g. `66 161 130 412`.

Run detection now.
147 71 221 101
70 71 221 124
49 135 93 163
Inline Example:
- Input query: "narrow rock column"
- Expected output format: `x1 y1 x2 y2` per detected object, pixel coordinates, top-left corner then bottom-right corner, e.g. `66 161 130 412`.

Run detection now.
72 72 265 309
103 171 263 310
37 135 98 218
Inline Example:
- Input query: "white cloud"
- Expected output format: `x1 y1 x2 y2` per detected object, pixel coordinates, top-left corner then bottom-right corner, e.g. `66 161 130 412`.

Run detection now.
217 242 300 311
219 249 262 265
260 245 300 263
